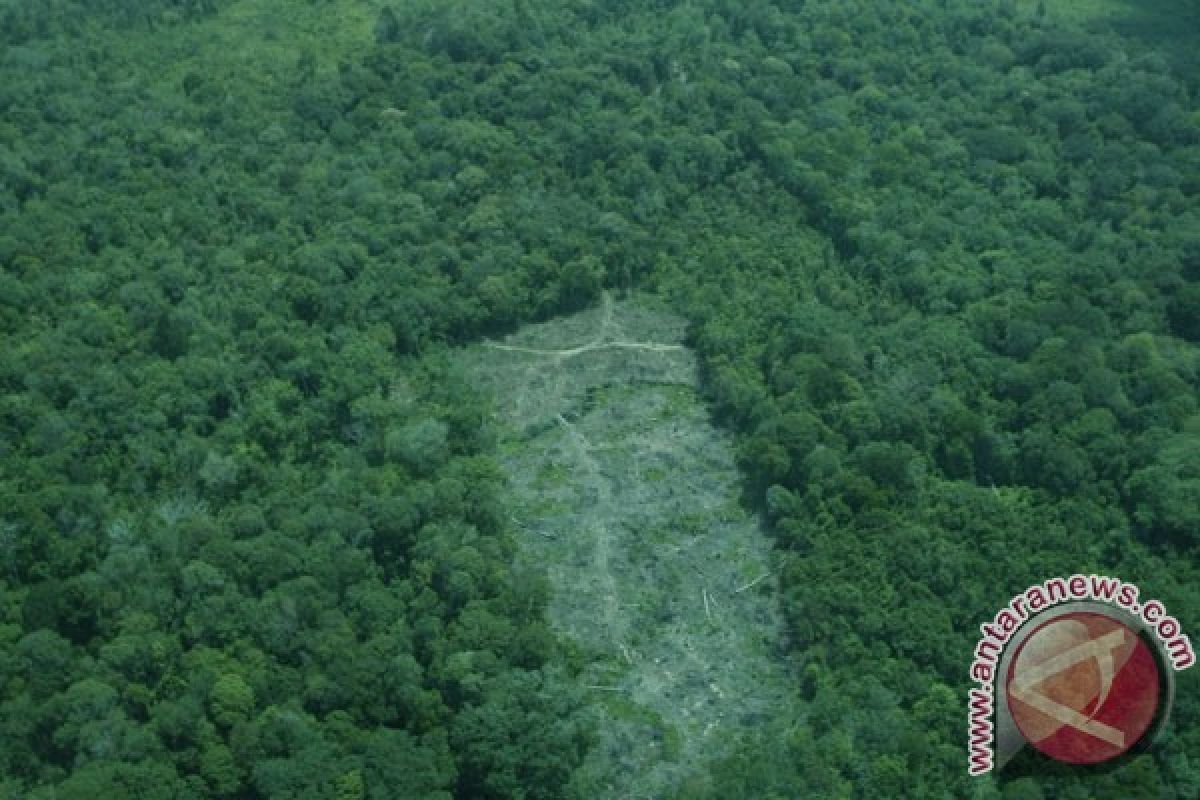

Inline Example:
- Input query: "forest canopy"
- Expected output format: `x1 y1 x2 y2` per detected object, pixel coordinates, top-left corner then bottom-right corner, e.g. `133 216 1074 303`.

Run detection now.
1 0 1199 798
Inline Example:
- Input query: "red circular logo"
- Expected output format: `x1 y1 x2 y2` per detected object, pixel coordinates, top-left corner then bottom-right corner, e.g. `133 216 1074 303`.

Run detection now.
1005 611 1161 764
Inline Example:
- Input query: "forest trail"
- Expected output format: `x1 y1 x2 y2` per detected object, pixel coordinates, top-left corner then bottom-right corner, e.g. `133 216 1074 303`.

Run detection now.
483 293 686 359
460 293 793 798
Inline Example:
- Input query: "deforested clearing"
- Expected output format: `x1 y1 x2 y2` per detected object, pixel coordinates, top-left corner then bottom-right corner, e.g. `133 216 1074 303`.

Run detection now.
460 292 792 798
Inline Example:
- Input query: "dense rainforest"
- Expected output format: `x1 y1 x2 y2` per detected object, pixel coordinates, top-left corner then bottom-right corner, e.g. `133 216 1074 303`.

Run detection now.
1 0 1199 797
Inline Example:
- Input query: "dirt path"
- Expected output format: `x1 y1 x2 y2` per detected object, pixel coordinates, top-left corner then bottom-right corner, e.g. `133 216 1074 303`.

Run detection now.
483 292 685 360
460 293 792 798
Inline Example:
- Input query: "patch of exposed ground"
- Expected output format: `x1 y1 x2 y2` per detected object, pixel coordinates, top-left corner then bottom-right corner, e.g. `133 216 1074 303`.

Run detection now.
459 293 792 798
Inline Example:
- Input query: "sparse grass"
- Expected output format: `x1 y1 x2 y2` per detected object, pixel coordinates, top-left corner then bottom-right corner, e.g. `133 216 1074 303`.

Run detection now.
524 497 573 518
675 511 709 537
642 465 668 482
534 461 571 489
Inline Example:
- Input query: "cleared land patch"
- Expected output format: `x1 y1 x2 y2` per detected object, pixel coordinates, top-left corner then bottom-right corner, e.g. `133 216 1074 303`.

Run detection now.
460 293 792 798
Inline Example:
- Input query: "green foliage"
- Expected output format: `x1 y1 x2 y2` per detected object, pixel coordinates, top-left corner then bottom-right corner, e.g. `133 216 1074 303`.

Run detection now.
209 673 255 729
2 0 1199 797
1128 431 1200 546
